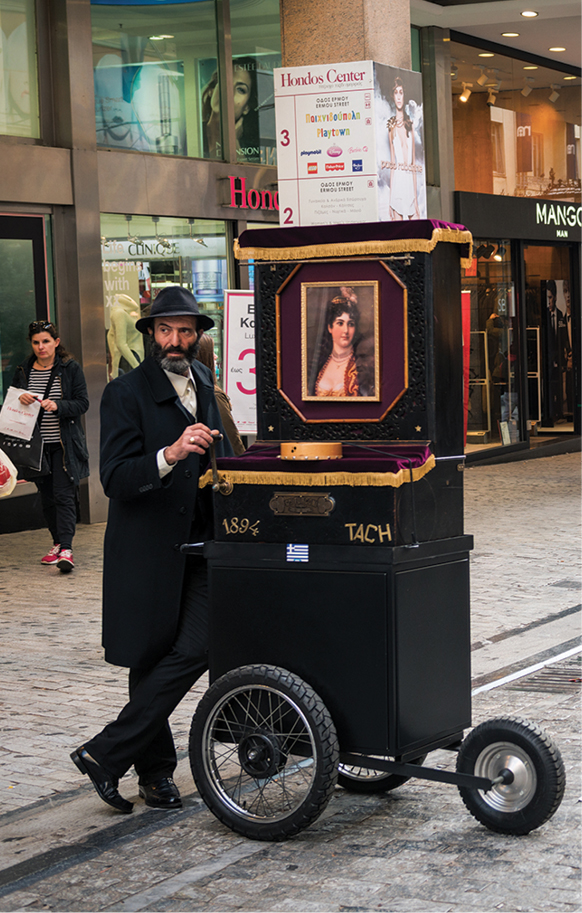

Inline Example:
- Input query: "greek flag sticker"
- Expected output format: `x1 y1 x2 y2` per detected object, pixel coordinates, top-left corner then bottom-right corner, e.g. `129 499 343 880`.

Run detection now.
286 544 309 563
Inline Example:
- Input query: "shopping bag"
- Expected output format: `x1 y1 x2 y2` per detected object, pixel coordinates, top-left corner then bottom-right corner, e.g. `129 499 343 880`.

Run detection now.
0 448 17 497
0 425 49 480
0 386 40 441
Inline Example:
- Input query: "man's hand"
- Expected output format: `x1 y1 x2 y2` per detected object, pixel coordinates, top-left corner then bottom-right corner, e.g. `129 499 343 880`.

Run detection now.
164 423 220 464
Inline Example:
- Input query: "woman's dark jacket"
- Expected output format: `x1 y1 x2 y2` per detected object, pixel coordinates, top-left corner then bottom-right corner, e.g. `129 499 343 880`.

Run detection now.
12 354 90 484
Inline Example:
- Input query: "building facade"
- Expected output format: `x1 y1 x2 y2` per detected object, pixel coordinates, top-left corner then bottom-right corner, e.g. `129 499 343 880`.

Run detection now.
0 0 579 532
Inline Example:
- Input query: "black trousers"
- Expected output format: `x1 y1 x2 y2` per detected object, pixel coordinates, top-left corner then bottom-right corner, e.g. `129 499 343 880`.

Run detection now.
36 442 77 550
85 557 208 784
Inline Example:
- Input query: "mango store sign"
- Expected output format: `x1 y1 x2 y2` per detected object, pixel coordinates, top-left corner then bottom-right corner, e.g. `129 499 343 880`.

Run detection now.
273 60 427 227
224 290 257 434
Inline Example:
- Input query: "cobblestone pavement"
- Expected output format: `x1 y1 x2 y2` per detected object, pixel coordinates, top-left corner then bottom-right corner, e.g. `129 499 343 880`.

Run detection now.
0 452 580 912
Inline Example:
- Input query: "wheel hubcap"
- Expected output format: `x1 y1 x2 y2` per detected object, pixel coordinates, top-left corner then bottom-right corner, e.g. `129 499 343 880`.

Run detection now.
239 733 283 778
475 741 537 812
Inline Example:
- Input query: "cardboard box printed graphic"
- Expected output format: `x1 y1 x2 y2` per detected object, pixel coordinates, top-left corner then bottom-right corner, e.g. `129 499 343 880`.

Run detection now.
274 61 426 227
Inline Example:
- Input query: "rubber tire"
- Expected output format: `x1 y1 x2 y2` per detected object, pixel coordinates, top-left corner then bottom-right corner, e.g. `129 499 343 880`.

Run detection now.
457 716 566 835
338 755 427 793
189 664 339 841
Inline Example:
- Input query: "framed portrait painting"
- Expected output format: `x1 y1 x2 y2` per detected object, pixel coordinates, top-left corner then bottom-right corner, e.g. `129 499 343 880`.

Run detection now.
301 281 380 402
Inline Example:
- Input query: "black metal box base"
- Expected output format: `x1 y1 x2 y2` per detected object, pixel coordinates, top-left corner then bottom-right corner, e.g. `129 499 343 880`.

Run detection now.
207 536 472 759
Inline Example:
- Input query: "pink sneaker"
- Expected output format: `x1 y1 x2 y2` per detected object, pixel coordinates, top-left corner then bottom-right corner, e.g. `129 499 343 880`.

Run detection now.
57 549 74 573
41 545 61 565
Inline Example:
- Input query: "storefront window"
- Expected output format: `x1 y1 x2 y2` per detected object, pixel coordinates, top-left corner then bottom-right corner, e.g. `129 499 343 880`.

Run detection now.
0 0 39 138
100 214 227 382
229 0 281 165
91 1 220 159
451 40 581 202
462 240 523 451
524 244 573 431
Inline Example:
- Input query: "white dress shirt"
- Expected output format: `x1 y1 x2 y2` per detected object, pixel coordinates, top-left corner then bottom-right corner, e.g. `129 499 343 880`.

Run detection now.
157 369 198 478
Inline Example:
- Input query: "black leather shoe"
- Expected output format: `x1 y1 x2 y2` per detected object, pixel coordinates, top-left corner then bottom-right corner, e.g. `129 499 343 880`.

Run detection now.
139 777 182 810
71 747 133 814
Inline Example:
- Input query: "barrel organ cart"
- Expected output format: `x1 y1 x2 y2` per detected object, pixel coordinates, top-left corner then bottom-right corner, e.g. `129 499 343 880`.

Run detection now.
186 222 565 841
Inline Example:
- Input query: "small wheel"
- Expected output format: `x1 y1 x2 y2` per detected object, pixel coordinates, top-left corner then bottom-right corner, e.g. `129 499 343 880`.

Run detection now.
338 755 427 793
189 664 339 840
457 717 566 835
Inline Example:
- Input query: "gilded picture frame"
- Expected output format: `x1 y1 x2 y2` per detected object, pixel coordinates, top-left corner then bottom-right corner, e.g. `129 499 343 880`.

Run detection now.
301 281 381 402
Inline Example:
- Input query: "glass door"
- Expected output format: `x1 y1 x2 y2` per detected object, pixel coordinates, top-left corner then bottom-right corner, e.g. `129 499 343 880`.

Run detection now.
524 245 573 431
0 214 51 403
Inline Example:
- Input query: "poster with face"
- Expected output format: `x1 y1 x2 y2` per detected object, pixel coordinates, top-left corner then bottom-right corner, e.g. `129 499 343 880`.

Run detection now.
199 52 280 165
301 282 380 401
374 65 427 222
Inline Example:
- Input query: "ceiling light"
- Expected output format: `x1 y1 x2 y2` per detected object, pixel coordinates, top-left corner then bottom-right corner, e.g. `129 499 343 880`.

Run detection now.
477 243 495 259
549 85 560 103
487 87 498 106
523 65 538 70
479 53 494 58
548 47 566 52
521 10 538 17
493 244 506 261
521 77 534 97
476 67 488 86
502 32 520 37
150 34 174 40
460 83 472 102
564 75 576 80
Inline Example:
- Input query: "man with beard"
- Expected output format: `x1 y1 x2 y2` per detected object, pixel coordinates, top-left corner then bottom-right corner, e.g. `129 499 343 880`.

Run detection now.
71 286 232 814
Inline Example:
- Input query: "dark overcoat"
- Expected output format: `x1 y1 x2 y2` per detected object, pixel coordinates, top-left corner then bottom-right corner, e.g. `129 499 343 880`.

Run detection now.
100 356 231 669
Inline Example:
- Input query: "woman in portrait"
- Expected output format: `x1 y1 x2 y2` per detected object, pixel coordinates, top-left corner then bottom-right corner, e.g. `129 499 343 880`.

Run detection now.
312 291 362 397
387 76 420 221
201 57 259 162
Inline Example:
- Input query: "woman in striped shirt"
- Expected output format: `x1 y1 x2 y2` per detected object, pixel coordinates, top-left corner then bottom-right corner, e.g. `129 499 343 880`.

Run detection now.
14 322 89 572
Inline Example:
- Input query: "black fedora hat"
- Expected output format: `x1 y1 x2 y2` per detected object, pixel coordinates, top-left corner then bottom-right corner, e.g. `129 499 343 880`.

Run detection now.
135 286 214 334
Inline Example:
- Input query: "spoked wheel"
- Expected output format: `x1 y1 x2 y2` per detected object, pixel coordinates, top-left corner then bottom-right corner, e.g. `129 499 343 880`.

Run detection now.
338 755 427 793
189 665 339 840
457 717 566 835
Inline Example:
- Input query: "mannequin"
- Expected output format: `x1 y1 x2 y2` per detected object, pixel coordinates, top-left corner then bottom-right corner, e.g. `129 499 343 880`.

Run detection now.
107 295 144 379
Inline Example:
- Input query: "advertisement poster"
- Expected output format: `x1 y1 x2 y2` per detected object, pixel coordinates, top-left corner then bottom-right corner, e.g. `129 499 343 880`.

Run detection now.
199 53 280 165
0 14 38 138
274 61 377 226
224 290 257 434
274 60 426 227
94 58 186 154
375 64 426 222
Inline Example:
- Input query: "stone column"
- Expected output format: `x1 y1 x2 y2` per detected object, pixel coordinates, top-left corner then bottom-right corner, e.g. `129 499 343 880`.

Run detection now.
280 0 411 70
50 0 109 523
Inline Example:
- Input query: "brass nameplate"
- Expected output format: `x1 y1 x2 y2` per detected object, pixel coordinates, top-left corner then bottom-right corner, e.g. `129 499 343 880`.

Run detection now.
269 492 335 517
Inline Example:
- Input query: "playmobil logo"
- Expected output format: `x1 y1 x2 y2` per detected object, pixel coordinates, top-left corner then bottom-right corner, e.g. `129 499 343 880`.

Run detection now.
300 149 322 156
225 176 279 211
280 68 367 88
